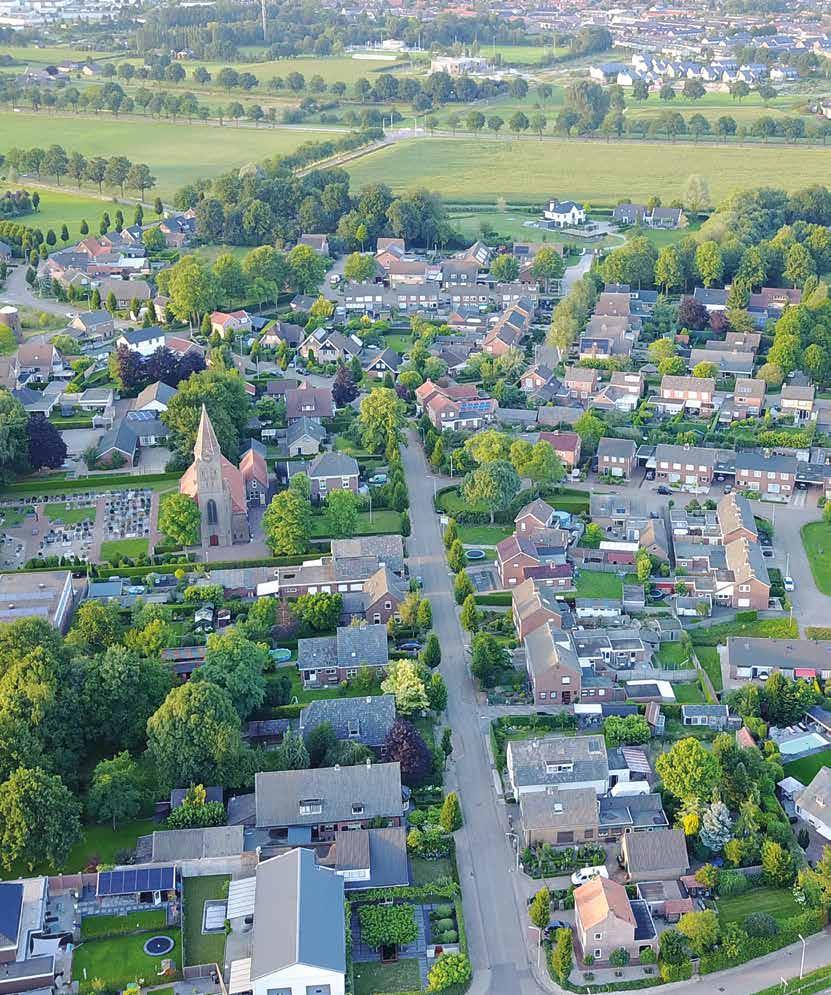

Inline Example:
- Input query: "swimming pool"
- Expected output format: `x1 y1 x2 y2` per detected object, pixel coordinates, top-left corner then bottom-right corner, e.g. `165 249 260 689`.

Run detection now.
779 732 827 756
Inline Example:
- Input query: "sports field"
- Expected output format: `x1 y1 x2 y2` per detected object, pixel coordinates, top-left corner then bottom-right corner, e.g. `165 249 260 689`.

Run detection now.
0 112 335 198
346 135 831 204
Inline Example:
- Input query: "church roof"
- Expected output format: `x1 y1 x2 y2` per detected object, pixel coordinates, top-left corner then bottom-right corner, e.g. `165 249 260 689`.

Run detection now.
194 404 221 462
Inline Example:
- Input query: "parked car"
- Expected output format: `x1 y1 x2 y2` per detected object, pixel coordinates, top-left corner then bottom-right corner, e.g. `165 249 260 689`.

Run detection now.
762 547 774 558
656 485 671 496
723 484 733 494
397 640 423 653
368 473 388 486
544 921 570 938
645 470 655 480
783 576 795 592
571 866 609 886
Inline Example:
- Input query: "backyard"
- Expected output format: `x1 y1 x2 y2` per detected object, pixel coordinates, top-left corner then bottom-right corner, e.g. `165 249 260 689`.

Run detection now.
782 748 831 785
308 508 401 538
182 874 229 967
671 681 707 704
72 930 180 993
354 958 422 995
655 641 692 670
690 614 800 693
574 570 637 599
716 886 802 927
695 646 723 693
801 522 831 596
456 524 514 546
80 910 166 939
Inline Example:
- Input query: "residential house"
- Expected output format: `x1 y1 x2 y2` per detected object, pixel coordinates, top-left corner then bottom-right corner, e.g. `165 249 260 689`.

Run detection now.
135 381 177 413
597 438 636 479
780 384 815 423
521 364 560 398
654 444 717 490
12 386 59 415
591 372 645 414
0 878 54 988
299 329 362 364
285 382 335 423
158 212 196 248
621 828 690 882
574 877 657 964
539 431 582 469
14 342 64 384
656 375 715 414
717 492 758 545
210 310 252 338
512 579 567 641
496 531 571 589
375 238 406 270
69 309 113 340
693 287 728 312
116 325 166 358
734 450 797 498
97 277 152 308
296 623 389 687
544 200 586 227
343 284 386 316
299 695 397 755
362 347 400 380
724 537 771 609
353 565 407 625
723 378 766 420
240 440 270 504
795 767 831 840
515 499 557 534
227 848 345 995
299 234 330 256
727 636 831 682
524 622 582 704
96 420 139 467
506 734 610 797
612 204 684 229
748 287 802 312
125 410 169 448
251 760 404 838
298 452 359 502
0 570 74 631
519 786 599 847
415 379 496 431
386 258 431 287
563 366 599 400
284 418 326 457
396 283 440 312
481 299 534 358
682 704 736 730
580 315 637 361
259 320 304 349
441 258 480 287
689 347 754 378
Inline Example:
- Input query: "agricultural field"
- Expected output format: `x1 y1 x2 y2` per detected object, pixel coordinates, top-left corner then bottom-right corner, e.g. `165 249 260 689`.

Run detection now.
0 44 117 65
347 135 831 205
0 187 113 242
625 87 815 124
0 111 335 199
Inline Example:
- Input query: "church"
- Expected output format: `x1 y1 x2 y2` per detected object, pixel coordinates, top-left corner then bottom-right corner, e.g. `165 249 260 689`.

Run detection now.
180 405 268 546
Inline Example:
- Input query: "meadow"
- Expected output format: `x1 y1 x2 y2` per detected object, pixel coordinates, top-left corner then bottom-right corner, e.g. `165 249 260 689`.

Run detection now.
346 135 831 205
0 111 335 198
0 187 114 241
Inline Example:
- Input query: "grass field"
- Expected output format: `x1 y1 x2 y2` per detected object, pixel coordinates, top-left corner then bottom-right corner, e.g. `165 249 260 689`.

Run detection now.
717 886 802 927
44 502 95 524
80 910 167 939
286 666 384 704
456 524 513 545
655 642 691 669
574 570 636 599
72 930 180 993
410 855 455 886
0 112 335 199
308 508 401 538
0 44 115 64
354 958 422 995
782 748 831 785
0 188 115 242
695 646 723 693
801 521 831 595
100 537 149 561
346 136 831 204
671 681 706 704
182 874 229 967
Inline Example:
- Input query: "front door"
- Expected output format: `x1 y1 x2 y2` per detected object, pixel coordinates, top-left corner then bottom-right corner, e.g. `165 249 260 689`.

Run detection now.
210 534 219 546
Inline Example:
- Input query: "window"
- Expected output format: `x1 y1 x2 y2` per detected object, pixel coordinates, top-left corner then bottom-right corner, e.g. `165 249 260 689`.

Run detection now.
299 799 323 815
594 934 602 941
346 669 358 679
594 949 602 959
347 719 361 737
373 613 381 624
206 499 218 525
562 677 571 685
539 692 547 700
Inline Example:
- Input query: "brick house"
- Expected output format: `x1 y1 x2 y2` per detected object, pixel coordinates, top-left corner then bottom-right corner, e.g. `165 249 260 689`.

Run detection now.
780 384 815 423
732 377 766 416
725 537 770 610
300 452 360 502
734 450 797 497
285 382 335 422
415 379 496 431
297 623 389 687
656 374 715 414
210 310 252 338
716 492 758 545
515 499 556 534
597 438 636 479
512 579 566 640
654 444 716 490
497 532 570 588
539 431 582 469
563 366 599 400
525 621 582 704
574 878 657 965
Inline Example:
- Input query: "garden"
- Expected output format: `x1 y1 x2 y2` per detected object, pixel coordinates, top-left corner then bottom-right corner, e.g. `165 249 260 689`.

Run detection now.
520 842 606 880
182 874 229 967
72 929 181 993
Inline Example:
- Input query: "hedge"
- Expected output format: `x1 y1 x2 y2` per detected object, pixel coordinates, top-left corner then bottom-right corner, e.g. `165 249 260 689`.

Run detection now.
347 880 459 903
699 909 827 974
1 470 181 496
474 593 513 606
271 704 305 719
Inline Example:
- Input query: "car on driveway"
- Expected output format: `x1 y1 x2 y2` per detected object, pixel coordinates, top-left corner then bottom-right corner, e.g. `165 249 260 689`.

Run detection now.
723 484 733 494
544 921 571 938
656 485 671 496
397 640 423 654
762 547 774 558
571 866 609 886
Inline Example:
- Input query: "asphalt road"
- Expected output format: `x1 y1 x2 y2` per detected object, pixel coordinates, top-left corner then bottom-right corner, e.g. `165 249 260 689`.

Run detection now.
402 436 831 994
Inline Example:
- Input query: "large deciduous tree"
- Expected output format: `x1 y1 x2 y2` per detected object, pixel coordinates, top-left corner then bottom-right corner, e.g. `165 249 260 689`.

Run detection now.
87 751 145 829
158 492 201 546
0 766 82 871
262 489 311 555
26 413 66 470
194 629 269 720
383 718 433 786
461 460 520 524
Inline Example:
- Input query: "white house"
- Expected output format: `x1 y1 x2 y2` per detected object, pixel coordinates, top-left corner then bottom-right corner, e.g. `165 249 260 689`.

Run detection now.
228 848 346 995
116 325 166 358
543 200 586 228
795 767 831 840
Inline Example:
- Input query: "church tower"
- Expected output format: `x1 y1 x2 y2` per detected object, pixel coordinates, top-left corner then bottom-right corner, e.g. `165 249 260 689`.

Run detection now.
193 404 233 547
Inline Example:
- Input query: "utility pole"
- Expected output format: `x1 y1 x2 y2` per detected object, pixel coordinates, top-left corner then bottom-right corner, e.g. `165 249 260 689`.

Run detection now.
260 0 267 42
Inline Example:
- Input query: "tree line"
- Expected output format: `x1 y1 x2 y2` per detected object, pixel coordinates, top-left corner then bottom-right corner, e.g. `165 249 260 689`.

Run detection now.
4 144 155 197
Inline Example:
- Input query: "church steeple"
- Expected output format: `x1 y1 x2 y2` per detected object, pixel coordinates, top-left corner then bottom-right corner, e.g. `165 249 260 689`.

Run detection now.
194 404 221 462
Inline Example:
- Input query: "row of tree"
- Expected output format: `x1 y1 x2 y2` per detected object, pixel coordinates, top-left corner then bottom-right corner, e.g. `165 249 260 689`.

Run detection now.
5 144 155 196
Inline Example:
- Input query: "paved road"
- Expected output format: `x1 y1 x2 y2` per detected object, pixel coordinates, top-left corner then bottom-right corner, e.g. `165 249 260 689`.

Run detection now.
3 263 75 318
403 432 831 994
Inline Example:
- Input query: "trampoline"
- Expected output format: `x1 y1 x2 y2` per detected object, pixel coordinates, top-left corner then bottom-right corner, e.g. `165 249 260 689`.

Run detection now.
143 936 175 957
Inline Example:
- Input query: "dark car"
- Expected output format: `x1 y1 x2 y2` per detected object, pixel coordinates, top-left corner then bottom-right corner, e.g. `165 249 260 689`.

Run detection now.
544 921 571 939
656 485 671 496
397 641 423 653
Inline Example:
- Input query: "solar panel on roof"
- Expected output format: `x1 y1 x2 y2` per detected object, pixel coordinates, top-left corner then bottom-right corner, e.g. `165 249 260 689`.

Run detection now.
97 866 175 896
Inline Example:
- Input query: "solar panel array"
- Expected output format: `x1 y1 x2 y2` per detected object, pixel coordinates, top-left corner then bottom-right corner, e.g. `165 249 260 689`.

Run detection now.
96 866 175 896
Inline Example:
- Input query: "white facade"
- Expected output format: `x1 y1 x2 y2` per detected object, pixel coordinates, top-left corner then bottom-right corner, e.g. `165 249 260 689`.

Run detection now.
252 962 345 995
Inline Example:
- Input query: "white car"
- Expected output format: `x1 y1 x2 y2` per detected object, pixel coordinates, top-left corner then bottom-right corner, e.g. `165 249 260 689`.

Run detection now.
783 576 795 592
570 865 609 886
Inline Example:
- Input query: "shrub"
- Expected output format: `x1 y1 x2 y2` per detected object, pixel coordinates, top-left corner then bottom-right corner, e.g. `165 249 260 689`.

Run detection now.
550 927 573 983
427 952 471 992
743 912 779 938
436 918 454 931
660 961 693 982
441 930 458 943
717 870 750 896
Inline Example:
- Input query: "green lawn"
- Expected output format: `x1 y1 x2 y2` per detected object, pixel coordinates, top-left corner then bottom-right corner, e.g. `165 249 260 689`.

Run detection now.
308 509 401 538
354 958 422 995
1 817 155 880
410 855 455 887
691 616 799 647
801 522 831 596
671 681 706 704
0 508 26 527
457 524 513 546
346 136 831 205
1 188 114 243
574 570 631 599
717 887 802 927
286 665 384 704
0 111 336 199
695 646 723 693
81 910 167 939
72 931 180 992
782 748 831 786
44 502 95 524
333 434 370 456
381 332 414 354
100 537 149 562
655 642 691 670
182 874 229 967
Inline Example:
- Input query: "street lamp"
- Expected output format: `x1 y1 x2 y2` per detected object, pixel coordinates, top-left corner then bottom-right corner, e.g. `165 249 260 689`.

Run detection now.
505 831 520 871
530 924 543 970
798 933 806 980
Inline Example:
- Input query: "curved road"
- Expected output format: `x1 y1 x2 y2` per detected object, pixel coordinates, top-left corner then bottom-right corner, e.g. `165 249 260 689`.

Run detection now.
402 430 831 995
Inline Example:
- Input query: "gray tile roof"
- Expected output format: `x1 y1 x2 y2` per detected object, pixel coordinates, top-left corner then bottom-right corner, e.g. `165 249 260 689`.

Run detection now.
146 826 244 862
136 380 177 408
254 761 404 827
300 694 397 749
682 704 728 718
309 451 359 479
507 734 609 789
331 535 405 574
796 767 831 827
287 417 326 446
623 828 689 875
519 786 598 833
251 847 345 980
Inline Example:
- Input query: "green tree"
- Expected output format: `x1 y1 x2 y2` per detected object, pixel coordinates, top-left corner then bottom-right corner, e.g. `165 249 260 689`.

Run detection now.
194 629 269 720
427 671 447 712
695 241 724 288
381 659 429 715
454 570 474 604
440 790 462 831
655 737 721 809
421 633 441 669
212 251 248 305
573 410 605 458
490 254 521 283
146 680 244 788
287 243 328 294
761 839 795 887
427 953 471 992
635 548 652 583
262 489 311 555
528 886 551 929
0 766 82 871
67 600 123 653
693 361 719 380
462 460 520 524
162 369 251 460
87 752 144 829
0 388 29 481
655 245 684 292
359 387 405 452
166 254 216 329
550 927 573 983
326 488 359 537
166 783 225 829
359 902 419 948
677 910 720 956
460 594 481 632
293 592 343 632
470 632 508 688
158 492 201 546
343 252 377 283
531 245 565 291
466 429 512 464
783 243 816 288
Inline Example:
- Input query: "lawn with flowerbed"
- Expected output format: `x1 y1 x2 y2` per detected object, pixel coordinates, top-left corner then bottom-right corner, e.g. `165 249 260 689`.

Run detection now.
72 930 180 993
456 524 513 545
783 748 831 785
716 887 802 927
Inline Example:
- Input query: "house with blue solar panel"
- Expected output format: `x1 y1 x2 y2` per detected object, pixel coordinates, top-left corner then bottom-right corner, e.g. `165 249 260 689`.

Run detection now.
85 866 178 916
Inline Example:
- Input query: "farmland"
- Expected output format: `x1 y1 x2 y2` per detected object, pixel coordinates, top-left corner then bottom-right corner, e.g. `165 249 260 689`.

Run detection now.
0 111 335 199
347 136 831 205
0 187 113 241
